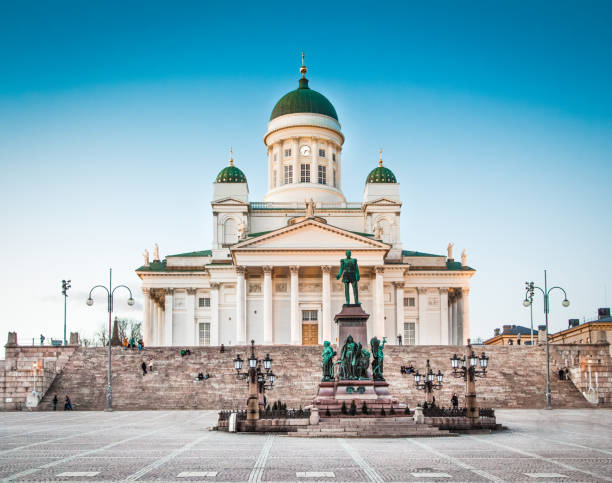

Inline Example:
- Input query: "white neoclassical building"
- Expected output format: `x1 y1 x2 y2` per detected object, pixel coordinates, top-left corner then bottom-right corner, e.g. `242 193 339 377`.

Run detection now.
137 58 475 347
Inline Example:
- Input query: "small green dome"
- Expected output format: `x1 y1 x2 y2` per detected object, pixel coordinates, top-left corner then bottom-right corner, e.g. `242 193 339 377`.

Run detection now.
270 77 338 121
366 153 397 183
216 157 246 183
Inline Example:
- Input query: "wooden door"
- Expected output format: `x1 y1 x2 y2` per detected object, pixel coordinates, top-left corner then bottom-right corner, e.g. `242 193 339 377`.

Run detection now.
302 324 318 345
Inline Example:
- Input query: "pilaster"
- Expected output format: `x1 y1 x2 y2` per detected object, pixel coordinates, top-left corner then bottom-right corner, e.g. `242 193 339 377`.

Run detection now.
439 288 449 344
235 266 246 345
164 289 173 346
393 282 405 343
290 266 300 345
321 265 331 344
186 288 196 346
263 266 274 344
210 282 220 346
374 266 385 338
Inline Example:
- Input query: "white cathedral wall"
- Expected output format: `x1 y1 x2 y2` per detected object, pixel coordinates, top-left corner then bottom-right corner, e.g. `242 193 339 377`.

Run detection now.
246 297 264 344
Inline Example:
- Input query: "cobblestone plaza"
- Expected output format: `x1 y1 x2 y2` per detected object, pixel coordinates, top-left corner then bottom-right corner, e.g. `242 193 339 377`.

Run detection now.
0 410 610 482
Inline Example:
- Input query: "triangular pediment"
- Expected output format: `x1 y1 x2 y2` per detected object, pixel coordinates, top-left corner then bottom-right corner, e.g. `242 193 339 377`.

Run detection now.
232 219 390 251
211 197 249 206
363 197 402 206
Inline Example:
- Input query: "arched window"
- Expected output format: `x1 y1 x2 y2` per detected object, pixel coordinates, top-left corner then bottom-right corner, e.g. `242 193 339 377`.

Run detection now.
223 218 238 245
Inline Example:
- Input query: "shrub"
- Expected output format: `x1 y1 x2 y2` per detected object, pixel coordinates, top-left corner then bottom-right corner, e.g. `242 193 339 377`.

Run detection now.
361 402 368 415
341 402 348 414
325 407 331 417
404 405 410 415
390 406 396 415
349 400 357 416
272 401 278 410
380 407 386 416
282 402 287 411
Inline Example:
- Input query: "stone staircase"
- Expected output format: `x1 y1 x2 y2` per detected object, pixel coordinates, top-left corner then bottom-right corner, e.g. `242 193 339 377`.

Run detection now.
290 417 455 438
30 344 595 411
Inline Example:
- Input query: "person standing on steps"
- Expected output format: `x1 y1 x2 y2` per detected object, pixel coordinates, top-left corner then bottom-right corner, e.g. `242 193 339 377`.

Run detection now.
64 395 72 410
141 361 147 376
451 393 459 409
52 394 58 411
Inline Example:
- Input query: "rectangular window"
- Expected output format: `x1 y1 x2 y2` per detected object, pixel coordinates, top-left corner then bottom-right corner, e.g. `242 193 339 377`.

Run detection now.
284 148 291 157
199 322 210 346
333 169 336 188
332 153 336 162
302 310 318 321
319 149 325 157
404 322 416 345
318 165 326 185
300 163 310 183
198 297 211 308
404 297 416 307
284 165 293 184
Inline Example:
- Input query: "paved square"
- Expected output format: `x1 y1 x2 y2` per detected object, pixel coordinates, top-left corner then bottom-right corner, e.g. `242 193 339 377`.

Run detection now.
0 409 610 481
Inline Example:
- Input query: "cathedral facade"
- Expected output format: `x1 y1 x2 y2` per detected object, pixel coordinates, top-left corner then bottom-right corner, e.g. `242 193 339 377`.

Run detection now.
136 59 474 347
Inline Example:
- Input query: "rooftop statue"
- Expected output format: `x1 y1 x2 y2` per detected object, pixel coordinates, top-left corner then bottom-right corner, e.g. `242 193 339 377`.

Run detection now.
321 341 336 382
336 250 360 305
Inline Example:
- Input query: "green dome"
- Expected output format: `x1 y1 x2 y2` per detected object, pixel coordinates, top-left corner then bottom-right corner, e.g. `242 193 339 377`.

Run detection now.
216 164 246 183
270 78 338 121
366 166 397 184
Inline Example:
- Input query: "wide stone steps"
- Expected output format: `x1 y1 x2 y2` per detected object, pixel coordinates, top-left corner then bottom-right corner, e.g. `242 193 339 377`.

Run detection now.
37 345 593 411
290 417 454 438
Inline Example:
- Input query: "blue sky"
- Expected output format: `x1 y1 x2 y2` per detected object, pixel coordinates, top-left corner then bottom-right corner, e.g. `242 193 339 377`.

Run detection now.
1 1 611 347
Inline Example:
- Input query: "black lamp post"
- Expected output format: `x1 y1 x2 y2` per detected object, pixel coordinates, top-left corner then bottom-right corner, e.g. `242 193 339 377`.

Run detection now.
522 270 570 409
61 279 71 346
233 340 275 422
413 359 443 404
86 268 134 411
450 345 488 425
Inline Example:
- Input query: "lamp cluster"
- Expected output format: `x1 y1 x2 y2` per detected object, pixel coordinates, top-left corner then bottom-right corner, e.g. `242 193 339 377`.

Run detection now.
233 340 276 389
450 350 488 379
413 359 443 391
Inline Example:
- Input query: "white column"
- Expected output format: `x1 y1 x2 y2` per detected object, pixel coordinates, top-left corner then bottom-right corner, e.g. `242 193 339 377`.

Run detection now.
275 143 282 187
186 289 196 346
164 289 173 346
374 266 385 338
157 303 164 346
439 288 449 344
236 266 246 344
417 287 428 345
336 147 342 190
142 289 151 347
150 296 157 345
290 266 300 345
292 137 299 184
461 287 470 345
312 136 318 184
263 266 273 344
394 282 404 343
451 292 459 345
321 266 331 343
210 282 220 346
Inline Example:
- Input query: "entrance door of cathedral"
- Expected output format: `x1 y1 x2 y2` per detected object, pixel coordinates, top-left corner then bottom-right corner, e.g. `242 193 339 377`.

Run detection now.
302 324 318 345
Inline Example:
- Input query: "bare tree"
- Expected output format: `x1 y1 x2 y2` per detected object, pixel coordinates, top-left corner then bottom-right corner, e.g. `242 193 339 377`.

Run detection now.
94 322 109 347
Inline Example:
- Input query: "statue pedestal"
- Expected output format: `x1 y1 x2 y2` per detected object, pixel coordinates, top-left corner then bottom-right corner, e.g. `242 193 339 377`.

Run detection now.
334 304 369 350
313 380 399 415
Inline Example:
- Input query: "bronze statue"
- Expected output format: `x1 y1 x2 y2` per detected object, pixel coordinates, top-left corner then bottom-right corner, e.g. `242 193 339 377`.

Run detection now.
357 346 370 379
338 334 359 380
321 341 336 381
336 250 360 305
371 336 387 381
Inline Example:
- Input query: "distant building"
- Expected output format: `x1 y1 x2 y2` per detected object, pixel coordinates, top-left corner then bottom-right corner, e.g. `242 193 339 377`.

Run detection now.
548 308 612 345
484 324 538 346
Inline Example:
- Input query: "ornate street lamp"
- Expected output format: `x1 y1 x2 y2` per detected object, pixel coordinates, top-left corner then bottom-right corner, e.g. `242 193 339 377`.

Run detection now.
86 268 134 411
61 279 71 346
406 359 443 405
234 340 276 422
450 345 488 425
522 270 570 409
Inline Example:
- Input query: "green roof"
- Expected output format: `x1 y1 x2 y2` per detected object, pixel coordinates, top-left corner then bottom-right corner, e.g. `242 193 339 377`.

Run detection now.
216 164 246 183
167 250 212 257
248 230 273 238
367 166 397 183
270 77 338 121
446 260 475 271
136 260 167 272
402 250 444 257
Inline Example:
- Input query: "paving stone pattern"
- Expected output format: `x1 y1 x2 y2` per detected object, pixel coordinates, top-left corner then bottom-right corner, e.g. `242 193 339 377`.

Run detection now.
31 345 595 411
0 410 611 481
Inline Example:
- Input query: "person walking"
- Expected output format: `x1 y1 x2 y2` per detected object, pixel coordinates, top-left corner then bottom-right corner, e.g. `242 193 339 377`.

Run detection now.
141 361 147 376
451 393 459 409
64 395 72 410
397 334 403 346
52 394 58 411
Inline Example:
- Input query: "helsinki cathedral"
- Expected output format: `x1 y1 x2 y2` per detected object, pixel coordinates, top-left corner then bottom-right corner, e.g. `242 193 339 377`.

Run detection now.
137 56 475 348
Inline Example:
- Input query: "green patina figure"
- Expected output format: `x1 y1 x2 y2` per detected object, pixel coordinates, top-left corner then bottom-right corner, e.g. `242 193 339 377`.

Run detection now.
336 250 360 305
371 336 387 381
321 341 336 381
338 334 359 379
357 346 370 380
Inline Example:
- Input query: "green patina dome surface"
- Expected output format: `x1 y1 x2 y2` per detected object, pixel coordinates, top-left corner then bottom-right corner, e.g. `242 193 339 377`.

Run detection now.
216 165 247 183
366 166 397 184
270 78 338 121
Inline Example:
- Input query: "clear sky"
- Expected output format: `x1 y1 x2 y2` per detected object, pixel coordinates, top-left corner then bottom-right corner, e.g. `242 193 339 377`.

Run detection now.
1 1 611 350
